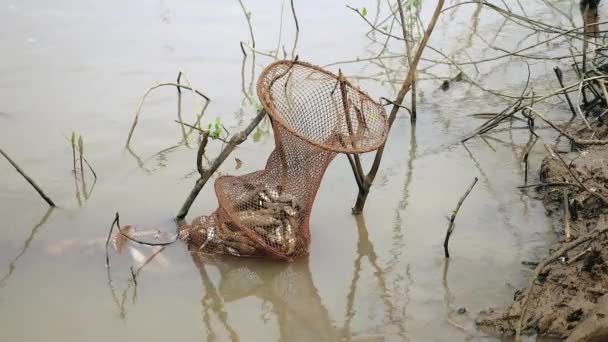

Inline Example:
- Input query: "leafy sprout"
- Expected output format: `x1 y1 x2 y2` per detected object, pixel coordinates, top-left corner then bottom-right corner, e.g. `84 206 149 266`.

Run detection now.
207 117 222 139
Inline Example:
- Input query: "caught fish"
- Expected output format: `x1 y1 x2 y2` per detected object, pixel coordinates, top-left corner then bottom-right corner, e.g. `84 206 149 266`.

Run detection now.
283 205 298 217
217 228 252 245
273 225 284 244
199 226 216 250
264 186 281 201
258 191 271 203
225 246 241 257
277 194 295 204
283 219 296 254
224 240 256 255
237 210 281 227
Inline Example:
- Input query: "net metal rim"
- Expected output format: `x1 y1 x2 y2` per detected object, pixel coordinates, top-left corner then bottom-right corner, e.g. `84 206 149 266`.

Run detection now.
257 60 389 154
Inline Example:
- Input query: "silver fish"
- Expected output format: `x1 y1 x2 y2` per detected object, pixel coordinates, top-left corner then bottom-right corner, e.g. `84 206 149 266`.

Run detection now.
226 246 241 257
258 191 271 203
264 187 281 201
237 211 281 227
273 225 284 243
284 219 296 254
283 205 298 217
276 193 296 204
199 226 216 251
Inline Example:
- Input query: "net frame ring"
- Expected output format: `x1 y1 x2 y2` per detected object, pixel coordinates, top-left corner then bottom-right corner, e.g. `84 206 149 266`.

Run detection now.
256 60 389 154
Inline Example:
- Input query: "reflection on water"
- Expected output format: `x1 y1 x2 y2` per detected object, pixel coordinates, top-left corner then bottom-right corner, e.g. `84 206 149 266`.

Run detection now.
0 207 54 288
193 255 337 342
0 0 579 341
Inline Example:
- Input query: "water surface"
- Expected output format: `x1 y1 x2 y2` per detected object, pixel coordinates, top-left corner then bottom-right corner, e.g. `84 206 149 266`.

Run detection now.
0 0 583 341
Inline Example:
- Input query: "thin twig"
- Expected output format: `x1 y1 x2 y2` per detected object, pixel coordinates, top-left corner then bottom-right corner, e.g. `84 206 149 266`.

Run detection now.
517 182 584 190
563 189 571 242
196 132 209 176
553 67 577 118
126 83 210 147
444 177 479 258
105 213 119 268
237 0 256 48
0 147 56 207
526 106 608 145
290 0 299 59
548 144 608 206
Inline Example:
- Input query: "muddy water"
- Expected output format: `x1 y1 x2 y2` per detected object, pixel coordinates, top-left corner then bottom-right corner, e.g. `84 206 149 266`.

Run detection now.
0 0 582 341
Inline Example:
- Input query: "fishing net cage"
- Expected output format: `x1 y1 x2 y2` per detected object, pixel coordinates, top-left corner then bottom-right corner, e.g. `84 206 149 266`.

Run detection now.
179 60 388 261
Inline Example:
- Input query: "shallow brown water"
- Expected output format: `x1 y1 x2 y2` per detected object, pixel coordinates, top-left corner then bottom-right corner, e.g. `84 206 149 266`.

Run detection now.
0 0 585 341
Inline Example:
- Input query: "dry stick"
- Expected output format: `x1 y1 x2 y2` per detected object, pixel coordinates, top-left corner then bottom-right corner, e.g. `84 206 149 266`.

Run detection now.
176 110 266 221
105 213 119 268
522 89 539 185
78 135 85 183
567 247 592 266
549 144 608 206
515 225 608 340
396 0 416 122
337 70 365 183
517 182 584 190
176 71 211 138
563 189 571 242
70 132 77 173
196 132 209 176
526 106 608 145
352 0 445 214
176 72 186 140
0 148 56 207
553 67 577 118
125 83 210 147
237 0 255 48
462 64 531 142
465 101 523 140
289 0 299 59
443 177 478 258
274 0 285 59
81 155 97 180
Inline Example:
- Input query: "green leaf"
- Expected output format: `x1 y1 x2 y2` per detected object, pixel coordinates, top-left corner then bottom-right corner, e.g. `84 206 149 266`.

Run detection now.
361 7 367 17
254 99 263 113
78 135 84 154
70 132 76 147
252 128 262 142
382 25 388 32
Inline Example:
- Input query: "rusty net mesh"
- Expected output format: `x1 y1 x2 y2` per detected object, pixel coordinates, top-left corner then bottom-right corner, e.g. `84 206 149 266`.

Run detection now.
179 60 388 261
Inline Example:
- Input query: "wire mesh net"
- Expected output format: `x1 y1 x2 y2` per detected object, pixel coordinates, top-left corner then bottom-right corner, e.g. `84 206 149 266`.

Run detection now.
179 60 388 261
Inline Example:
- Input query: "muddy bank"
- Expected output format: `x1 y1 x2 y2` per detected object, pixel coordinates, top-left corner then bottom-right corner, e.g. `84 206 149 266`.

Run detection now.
477 123 608 340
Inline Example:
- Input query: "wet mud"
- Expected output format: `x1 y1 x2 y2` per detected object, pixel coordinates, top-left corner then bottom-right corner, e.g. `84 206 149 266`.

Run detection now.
478 123 608 340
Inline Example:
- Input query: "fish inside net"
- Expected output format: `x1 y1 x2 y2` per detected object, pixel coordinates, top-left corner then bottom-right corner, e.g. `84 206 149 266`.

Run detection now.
179 60 388 261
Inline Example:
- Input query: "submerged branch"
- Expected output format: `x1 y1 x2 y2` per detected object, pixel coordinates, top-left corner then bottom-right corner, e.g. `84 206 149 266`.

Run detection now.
0 147 56 207
443 177 478 258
